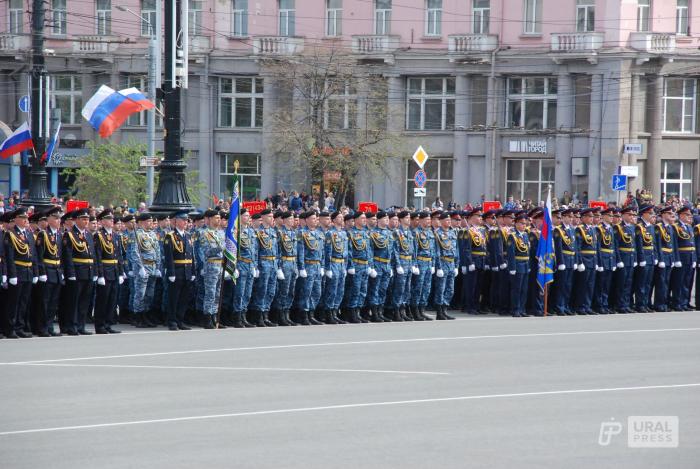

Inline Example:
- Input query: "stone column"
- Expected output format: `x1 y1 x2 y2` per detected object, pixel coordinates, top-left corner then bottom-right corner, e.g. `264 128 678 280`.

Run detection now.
627 73 643 193
453 74 470 205
587 74 603 198
555 72 574 197
646 74 663 196
197 70 212 207
260 72 278 198
382 75 404 208
484 75 503 199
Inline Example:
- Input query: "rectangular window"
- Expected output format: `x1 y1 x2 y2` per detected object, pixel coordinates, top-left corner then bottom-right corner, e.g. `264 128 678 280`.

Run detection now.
324 80 356 130
326 0 342 36
473 0 490 34
52 76 83 125
232 0 248 37
375 0 391 35
574 75 591 129
663 78 696 133
96 0 111 35
426 0 442 36
406 77 455 131
637 0 650 32
576 0 595 32
189 0 202 36
505 159 555 202
279 0 296 36
218 77 264 128
507 77 557 129
141 0 156 36
660 160 694 200
677 0 689 35
471 76 488 126
52 0 67 35
9 0 23 34
219 153 261 201
406 158 453 206
524 0 542 34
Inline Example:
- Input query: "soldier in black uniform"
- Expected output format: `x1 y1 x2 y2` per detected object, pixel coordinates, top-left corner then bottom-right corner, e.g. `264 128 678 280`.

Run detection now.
163 210 195 331
34 206 64 336
93 209 124 333
62 208 97 335
3 208 38 338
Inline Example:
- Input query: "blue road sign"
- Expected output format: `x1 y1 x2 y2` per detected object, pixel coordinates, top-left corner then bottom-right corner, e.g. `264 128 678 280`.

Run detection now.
612 174 627 192
18 95 29 113
414 169 427 188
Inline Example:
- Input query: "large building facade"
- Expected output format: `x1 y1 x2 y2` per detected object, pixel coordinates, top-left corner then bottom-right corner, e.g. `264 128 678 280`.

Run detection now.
1 0 699 207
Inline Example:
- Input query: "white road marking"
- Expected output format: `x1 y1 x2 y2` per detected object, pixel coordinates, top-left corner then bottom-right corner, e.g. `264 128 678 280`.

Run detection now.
8 362 448 376
1 327 698 365
1 382 697 436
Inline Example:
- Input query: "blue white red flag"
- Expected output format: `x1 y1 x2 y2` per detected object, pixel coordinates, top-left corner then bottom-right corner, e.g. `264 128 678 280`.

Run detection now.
0 122 33 159
536 186 555 291
82 85 154 138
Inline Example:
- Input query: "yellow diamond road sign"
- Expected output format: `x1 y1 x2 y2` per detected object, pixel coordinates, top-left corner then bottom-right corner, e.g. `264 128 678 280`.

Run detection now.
412 146 429 169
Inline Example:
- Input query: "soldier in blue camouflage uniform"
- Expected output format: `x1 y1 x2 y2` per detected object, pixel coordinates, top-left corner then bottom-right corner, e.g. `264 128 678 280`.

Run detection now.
410 212 435 321
390 210 415 321
367 211 395 322
272 211 298 326
250 209 278 327
322 211 349 325
297 211 325 325
219 210 236 326
196 209 225 329
433 212 459 320
191 213 207 322
151 214 170 324
232 208 257 328
128 213 161 328
344 212 372 323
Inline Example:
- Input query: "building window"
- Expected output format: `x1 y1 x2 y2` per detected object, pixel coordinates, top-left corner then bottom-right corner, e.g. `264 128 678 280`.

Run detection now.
218 77 264 128
219 153 261 201
576 0 594 32
637 0 650 32
52 0 67 35
52 76 83 125
471 76 488 126
473 0 490 34
677 0 689 35
124 76 163 127
140 0 156 36
407 77 455 131
232 0 248 37
426 0 442 36
189 0 202 36
663 78 696 133
279 0 295 37
523 0 542 34
505 159 555 202
406 158 453 207
324 80 356 130
96 0 111 35
574 75 591 129
375 0 391 35
660 160 693 200
9 0 23 34
326 0 342 36
507 77 557 130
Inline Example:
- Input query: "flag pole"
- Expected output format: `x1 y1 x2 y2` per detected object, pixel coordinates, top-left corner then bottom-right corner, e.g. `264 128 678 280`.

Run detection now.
215 160 239 329
544 283 548 317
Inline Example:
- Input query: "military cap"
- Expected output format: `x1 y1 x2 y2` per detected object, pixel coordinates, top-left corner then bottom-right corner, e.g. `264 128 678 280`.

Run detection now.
366 212 377 219
529 207 544 219
280 211 293 219
136 212 153 222
29 212 44 223
388 211 398 218
252 213 262 220
97 209 114 220
155 213 169 221
44 206 63 218
122 214 135 223
240 208 248 215
600 207 614 215
60 210 73 222
259 208 272 216
351 211 364 219
450 211 461 219
638 204 654 215
318 211 330 218
501 210 514 217
551 209 562 215
418 212 430 219
0 211 10 223
397 210 410 219
220 211 229 220
438 212 450 220
298 211 308 220
330 211 342 220
409 212 419 219
203 209 219 218
343 214 354 222
75 208 90 219
113 216 122 223
171 209 190 220
482 209 498 218
430 210 442 218
189 212 204 222
620 206 636 215
579 208 595 216
677 205 692 215
612 208 622 215
273 211 283 219
469 209 483 218
376 211 387 219
515 212 529 222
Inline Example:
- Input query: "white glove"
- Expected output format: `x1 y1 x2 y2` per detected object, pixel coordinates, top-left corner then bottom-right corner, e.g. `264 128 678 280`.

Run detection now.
32 277 38 284
411 266 420 275
1 275 6 283
577 264 586 272
190 275 196 281
168 276 176 283
118 276 125 285
639 261 646 267
97 277 106 286
657 262 666 269
68 276 76 281
320 268 325 277
9 277 18 285
388 269 393 278
127 270 134 277
558 264 566 271
693 262 697 269
431 267 436 275
674 261 682 268
234 269 240 279
612 267 617 272
436 269 444 278
573 263 578 270
509 270 516 275
299 269 308 278
60 274 64 282
369 268 378 278
140 267 148 278
499 263 507 270
397 266 405 275
347 268 355 275
654 259 658 266
224 271 232 281
453 268 458 277
253 268 260 278
343 269 347 275
39 275 48 282
468 264 476 272
461 266 467 275
484 265 490 271
616 262 624 268
633 262 638 268
276 269 285 280
596 266 603 272
325 269 333 279
155 269 162 278
92 276 98 282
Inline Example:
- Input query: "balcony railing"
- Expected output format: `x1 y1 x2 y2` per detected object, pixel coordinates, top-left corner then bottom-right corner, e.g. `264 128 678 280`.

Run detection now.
0 34 30 51
629 32 676 53
550 32 604 52
73 35 118 53
252 36 304 55
351 35 400 54
448 34 498 53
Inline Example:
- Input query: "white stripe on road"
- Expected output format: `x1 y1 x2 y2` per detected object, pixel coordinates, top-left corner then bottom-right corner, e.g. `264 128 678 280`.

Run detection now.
1 327 698 365
1 382 698 436
8 362 449 376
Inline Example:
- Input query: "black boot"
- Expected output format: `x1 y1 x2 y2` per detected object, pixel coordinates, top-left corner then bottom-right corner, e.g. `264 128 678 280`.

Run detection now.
420 306 433 321
298 310 311 326
232 312 244 328
263 311 276 327
379 306 391 322
253 310 266 327
410 305 423 321
393 307 404 322
241 311 255 327
285 309 298 326
326 309 339 325
402 306 413 321
203 315 215 329
443 306 456 320
309 310 323 325
334 309 347 325
370 306 383 323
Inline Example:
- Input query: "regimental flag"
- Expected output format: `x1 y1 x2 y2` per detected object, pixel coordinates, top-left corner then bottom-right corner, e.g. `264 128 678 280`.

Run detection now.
42 121 61 163
82 85 155 138
0 122 34 159
223 177 240 279
536 186 555 291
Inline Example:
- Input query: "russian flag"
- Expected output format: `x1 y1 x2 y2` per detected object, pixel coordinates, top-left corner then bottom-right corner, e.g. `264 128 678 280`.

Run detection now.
82 85 155 138
42 121 61 163
0 122 34 159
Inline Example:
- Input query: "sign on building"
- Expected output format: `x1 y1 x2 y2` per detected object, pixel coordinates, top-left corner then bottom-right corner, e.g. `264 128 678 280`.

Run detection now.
623 143 643 154
509 140 547 154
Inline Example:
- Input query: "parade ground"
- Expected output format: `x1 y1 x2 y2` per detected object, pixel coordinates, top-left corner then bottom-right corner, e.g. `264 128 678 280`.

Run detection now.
1 312 699 468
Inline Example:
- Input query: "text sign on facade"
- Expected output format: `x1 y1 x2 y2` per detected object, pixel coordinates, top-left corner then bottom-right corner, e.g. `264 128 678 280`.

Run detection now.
618 165 639 177
414 187 426 197
623 143 643 154
509 140 547 154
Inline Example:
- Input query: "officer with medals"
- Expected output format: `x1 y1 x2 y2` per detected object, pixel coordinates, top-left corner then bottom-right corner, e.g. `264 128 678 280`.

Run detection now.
93 209 124 333
34 206 63 336
593 208 618 314
507 212 531 317
573 208 599 315
552 209 577 315
634 205 657 312
272 211 298 326
461 208 487 315
433 212 459 320
671 206 696 311
612 207 637 313
162 210 195 330
653 206 679 312
62 208 96 335
345 212 372 324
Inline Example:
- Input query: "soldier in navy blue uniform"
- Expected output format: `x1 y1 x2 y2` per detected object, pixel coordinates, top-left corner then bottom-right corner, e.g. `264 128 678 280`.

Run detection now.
612 207 637 313
593 208 619 314
634 205 657 312
93 209 124 333
653 206 679 312
574 208 599 315
461 208 487 314
487 210 507 315
551 209 577 315
34 206 63 336
62 208 96 335
507 212 530 317
670 206 696 311
163 210 196 330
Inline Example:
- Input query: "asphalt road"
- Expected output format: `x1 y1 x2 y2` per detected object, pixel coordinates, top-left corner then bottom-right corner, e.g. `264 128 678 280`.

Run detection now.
1 312 699 468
